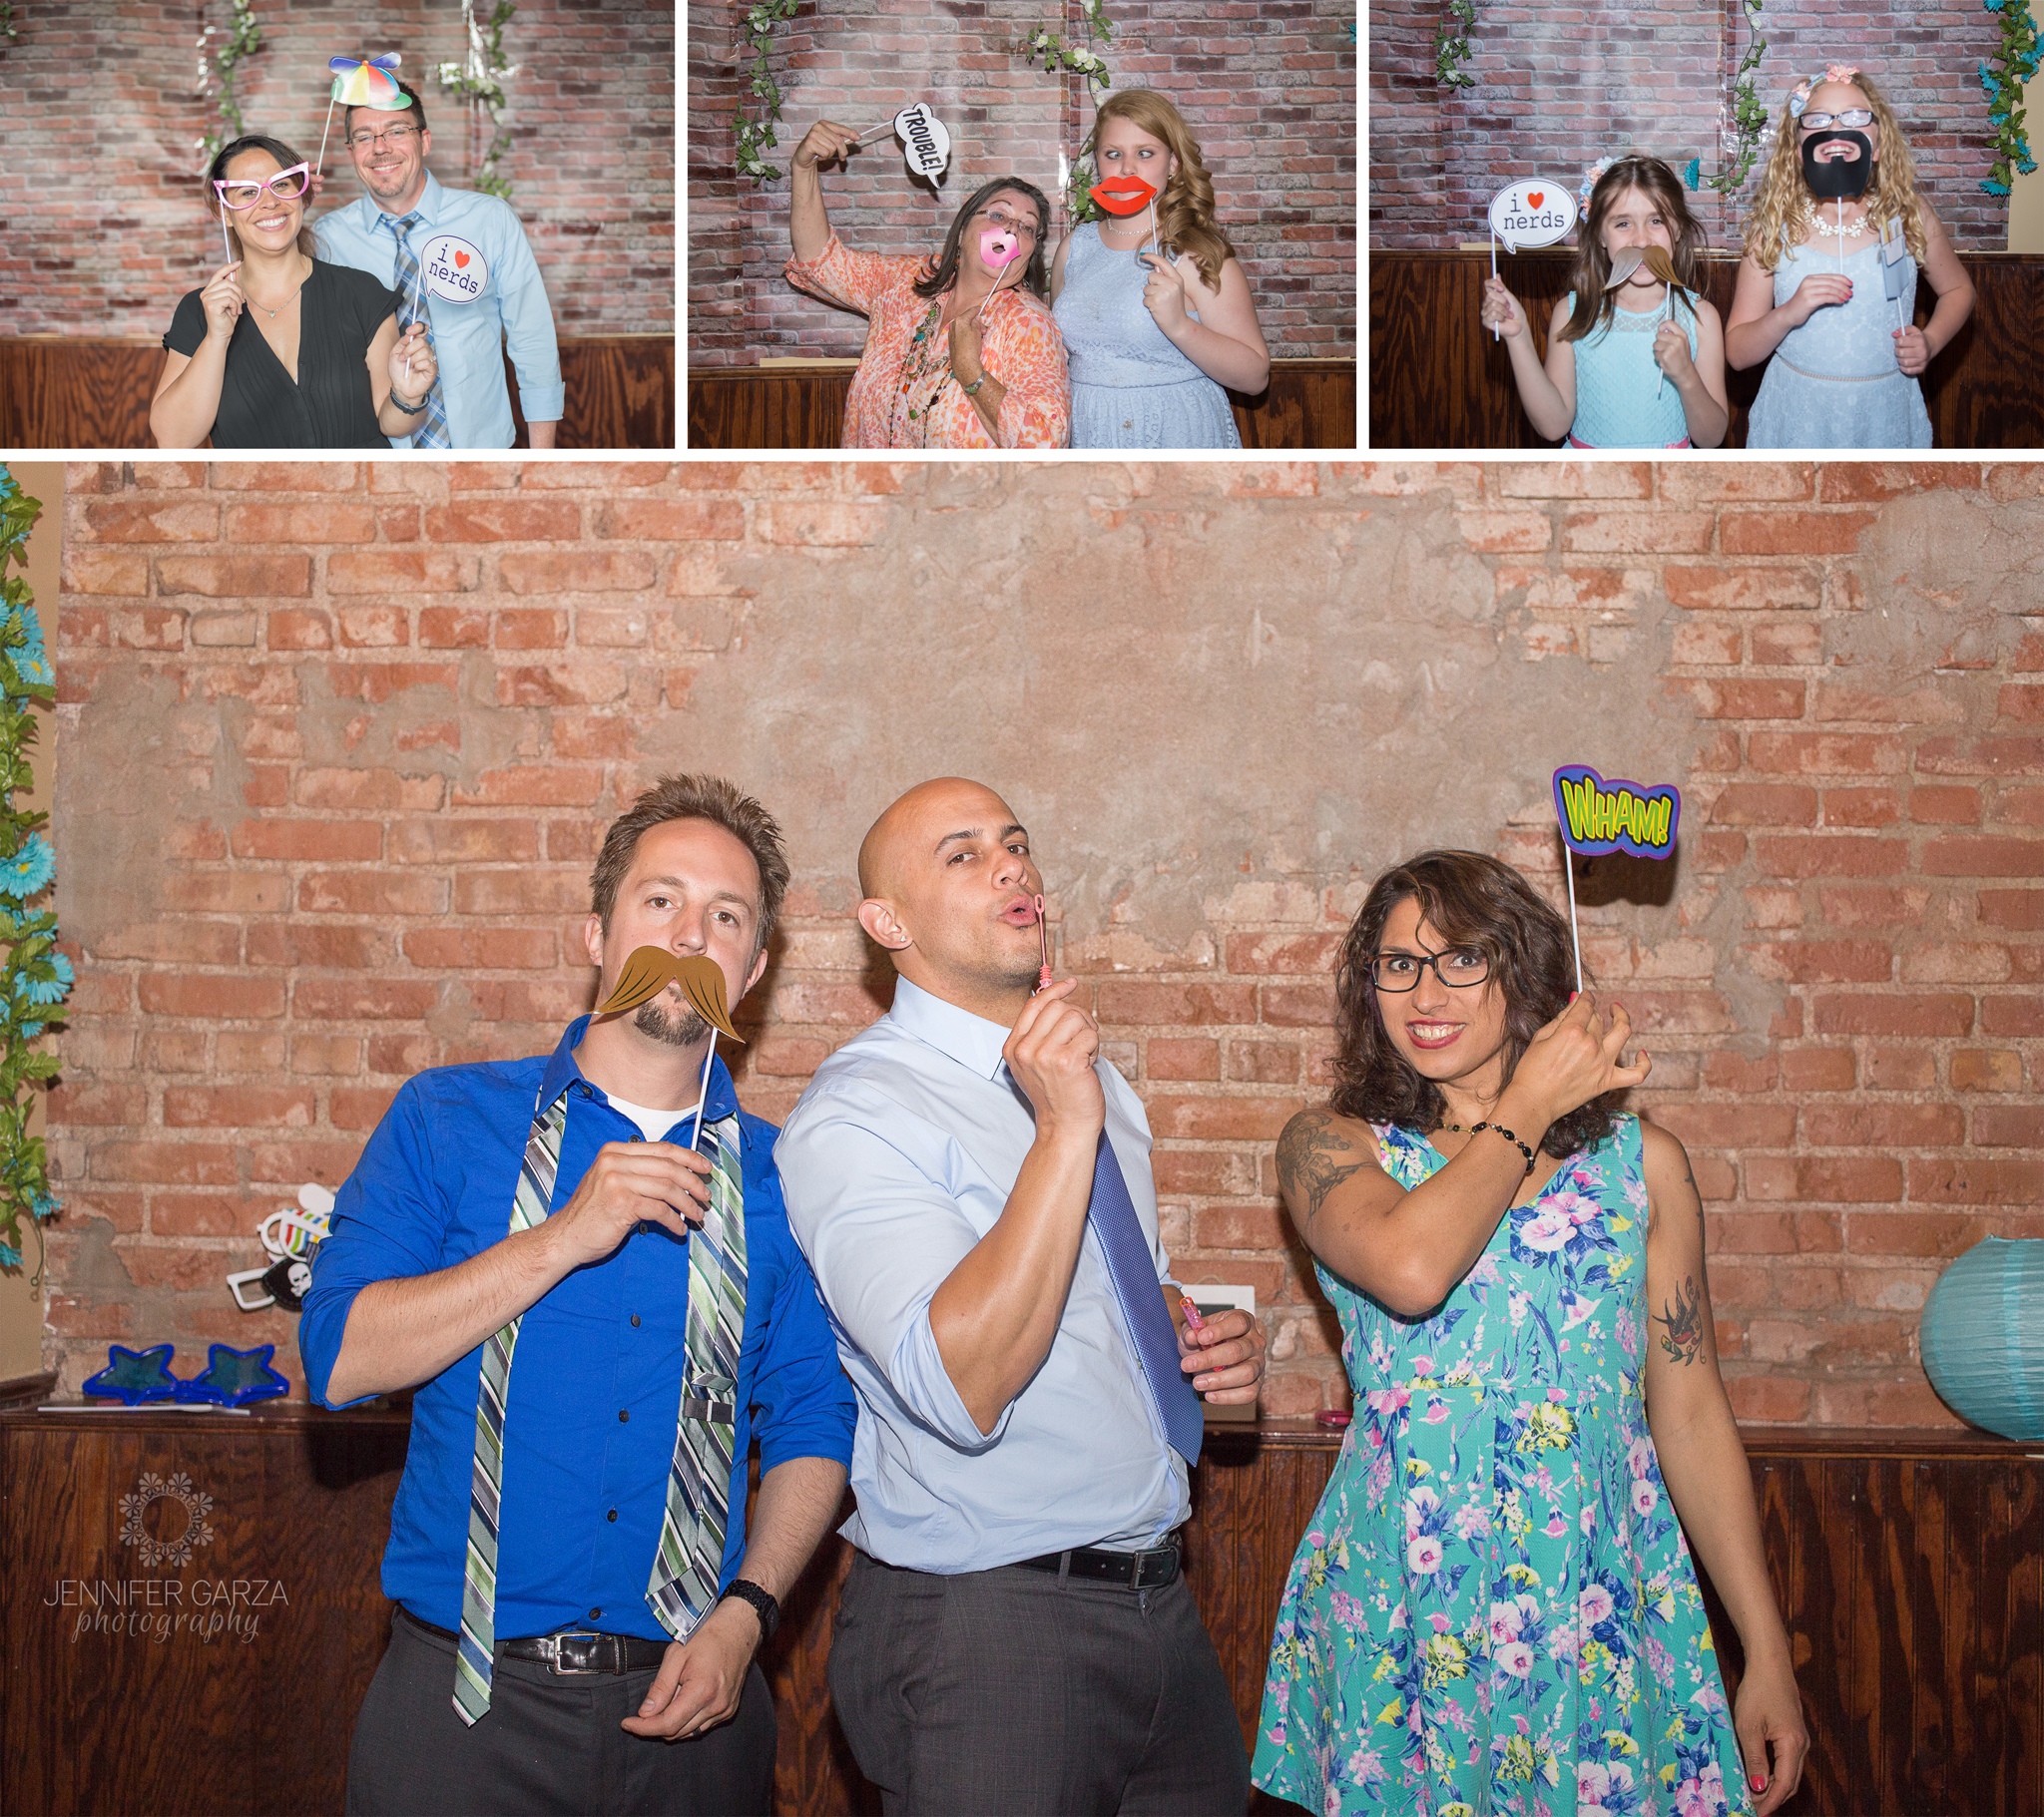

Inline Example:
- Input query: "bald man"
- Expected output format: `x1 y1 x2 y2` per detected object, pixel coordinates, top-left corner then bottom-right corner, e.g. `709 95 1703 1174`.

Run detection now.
775 778 1265 1817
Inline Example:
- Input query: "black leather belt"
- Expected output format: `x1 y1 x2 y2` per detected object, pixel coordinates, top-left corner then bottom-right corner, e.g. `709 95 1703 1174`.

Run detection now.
1015 1534 1182 1590
400 1606 668 1674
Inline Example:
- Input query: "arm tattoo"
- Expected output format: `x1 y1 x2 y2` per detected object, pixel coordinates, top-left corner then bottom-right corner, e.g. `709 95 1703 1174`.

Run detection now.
1277 1111 1366 1223
1653 1275 1707 1367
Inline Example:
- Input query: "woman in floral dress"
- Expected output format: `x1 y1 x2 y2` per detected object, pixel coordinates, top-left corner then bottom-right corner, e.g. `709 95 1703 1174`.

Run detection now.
1254 850 1807 1817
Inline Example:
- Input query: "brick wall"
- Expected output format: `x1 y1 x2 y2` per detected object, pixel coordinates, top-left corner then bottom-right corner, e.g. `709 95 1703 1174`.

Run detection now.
0 0 673 337
48 458 2042 1429
687 0 1356 362
1372 0 2006 251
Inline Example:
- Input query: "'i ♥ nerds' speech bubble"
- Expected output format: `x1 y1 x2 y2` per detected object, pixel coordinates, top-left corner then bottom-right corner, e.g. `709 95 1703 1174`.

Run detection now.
1488 179 1578 252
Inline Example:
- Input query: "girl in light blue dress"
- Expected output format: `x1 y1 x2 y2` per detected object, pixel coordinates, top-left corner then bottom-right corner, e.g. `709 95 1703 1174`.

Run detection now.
1051 89 1269 449
1252 850 1808 1817
1482 156 1729 448
1726 66 1975 448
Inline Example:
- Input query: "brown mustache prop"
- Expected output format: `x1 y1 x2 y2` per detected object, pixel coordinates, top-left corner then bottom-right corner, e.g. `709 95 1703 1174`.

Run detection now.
594 949 746 1042
1605 245 1689 291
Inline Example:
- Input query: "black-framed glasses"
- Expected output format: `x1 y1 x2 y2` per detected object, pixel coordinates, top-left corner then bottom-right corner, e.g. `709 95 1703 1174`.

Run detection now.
1370 947 1491 992
1800 109 1873 130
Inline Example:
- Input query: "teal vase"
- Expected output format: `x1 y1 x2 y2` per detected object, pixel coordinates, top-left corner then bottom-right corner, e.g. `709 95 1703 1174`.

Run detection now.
1920 1237 2044 1441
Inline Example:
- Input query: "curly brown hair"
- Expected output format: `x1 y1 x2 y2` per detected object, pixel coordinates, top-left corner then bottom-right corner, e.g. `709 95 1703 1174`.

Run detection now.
1328 849 1618 1159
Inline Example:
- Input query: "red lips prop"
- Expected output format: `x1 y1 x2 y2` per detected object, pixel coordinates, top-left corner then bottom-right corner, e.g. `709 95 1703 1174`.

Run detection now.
1089 172 1159 217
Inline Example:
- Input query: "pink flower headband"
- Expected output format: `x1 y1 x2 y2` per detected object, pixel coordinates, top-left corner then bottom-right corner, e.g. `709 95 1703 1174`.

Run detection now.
1579 155 1619 207
1788 64 1861 119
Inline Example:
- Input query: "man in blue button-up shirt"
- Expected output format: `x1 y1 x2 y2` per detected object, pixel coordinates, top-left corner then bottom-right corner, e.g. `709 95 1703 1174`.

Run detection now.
313 84 563 448
777 776 1269 1817
302 774 853 1817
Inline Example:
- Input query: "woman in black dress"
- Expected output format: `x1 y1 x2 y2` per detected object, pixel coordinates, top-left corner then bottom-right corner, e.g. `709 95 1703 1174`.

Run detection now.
151 135 436 449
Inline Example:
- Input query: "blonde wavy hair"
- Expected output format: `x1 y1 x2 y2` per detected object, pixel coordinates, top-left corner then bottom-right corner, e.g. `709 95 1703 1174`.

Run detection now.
1084 89 1236 289
1743 70 1926 271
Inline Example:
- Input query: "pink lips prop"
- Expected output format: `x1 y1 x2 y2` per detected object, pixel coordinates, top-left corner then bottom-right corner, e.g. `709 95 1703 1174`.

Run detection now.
980 227 1019 270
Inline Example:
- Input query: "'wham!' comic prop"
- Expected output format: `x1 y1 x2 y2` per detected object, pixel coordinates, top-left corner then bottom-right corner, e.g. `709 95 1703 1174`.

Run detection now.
1486 178 1578 339
318 52 407 176
595 950 747 1147
856 102 952 182
1551 764 1682 993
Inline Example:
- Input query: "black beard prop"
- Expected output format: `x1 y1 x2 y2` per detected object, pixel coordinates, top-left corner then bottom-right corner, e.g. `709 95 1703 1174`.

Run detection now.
1801 130 1873 200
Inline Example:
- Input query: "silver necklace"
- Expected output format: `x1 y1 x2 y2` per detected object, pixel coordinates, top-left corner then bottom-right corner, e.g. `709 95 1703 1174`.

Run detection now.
248 263 310 320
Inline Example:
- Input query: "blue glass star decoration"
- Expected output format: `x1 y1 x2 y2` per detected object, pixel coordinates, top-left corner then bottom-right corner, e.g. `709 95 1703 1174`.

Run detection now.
83 1344 180 1405
173 1343 290 1408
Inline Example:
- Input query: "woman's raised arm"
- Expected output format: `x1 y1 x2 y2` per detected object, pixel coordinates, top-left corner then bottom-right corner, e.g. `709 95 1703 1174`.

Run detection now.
790 122 859 264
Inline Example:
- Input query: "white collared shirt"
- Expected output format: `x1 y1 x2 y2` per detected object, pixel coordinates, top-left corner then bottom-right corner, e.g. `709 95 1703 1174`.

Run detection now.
776 976 1189 1572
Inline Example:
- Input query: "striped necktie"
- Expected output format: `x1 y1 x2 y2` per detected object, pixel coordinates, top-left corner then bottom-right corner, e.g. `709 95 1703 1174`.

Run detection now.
454 1086 568 1724
388 212 451 450
1089 1132 1206 1463
452 1092 751 1724
646 1113 748 1639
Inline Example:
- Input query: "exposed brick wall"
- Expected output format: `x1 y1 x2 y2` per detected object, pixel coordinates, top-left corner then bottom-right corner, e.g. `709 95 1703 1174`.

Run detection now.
0 0 673 337
48 458 2042 1431
1372 0 2006 251
687 0 1356 362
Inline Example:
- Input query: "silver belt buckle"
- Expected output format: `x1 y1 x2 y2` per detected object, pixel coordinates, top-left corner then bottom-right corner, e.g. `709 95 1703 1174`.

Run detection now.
546 1630 609 1675
1132 1542 1178 1590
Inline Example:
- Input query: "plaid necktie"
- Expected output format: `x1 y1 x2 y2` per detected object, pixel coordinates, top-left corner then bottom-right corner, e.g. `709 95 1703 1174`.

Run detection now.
453 1092 752 1724
1089 1132 1205 1463
645 1113 748 1640
454 1086 568 1724
388 212 451 450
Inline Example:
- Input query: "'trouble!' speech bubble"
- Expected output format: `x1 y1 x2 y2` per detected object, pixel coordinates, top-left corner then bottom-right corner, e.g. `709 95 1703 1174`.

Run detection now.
1488 179 1579 253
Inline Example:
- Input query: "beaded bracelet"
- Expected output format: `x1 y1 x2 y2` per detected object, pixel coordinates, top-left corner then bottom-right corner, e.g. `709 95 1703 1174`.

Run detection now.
1440 1120 1537 1176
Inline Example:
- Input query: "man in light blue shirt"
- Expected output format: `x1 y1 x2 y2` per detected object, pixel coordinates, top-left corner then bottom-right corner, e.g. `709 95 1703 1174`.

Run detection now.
314 83 563 449
776 776 1268 1817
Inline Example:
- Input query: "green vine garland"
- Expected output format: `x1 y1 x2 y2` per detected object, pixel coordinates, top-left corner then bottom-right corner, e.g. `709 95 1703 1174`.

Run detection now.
0 4 19 49
196 0 263 170
1981 0 2042 196
1434 0 1476 90
1028 0 1113 94
735 0 801 185
0 469 71 1279
437 0 519 202
1704 0 1769 195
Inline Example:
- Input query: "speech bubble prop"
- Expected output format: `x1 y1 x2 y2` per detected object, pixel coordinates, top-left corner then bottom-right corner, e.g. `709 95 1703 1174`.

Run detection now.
855 101 951 180
1551 765 1683 993
317 52 406 175
1488 179 1579 252
422 233 488 303
596 948 745 1042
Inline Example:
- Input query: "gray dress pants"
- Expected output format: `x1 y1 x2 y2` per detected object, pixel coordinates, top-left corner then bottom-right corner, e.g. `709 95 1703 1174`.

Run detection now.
345 1607 775 1817
828 1551 1252 1817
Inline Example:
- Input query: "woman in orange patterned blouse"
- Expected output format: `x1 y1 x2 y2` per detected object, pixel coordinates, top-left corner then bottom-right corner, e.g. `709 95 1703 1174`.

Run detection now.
785 122 1071 450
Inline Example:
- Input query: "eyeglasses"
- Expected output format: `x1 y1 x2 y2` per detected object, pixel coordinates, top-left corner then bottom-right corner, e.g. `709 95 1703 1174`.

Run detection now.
1800 109 1873 130
347 124 421 151
213 163 311 210
1370 947 1492 992
977 207 1040 243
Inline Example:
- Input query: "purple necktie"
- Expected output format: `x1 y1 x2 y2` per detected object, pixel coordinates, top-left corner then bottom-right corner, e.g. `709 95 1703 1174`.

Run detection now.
1088 1132 1205 1463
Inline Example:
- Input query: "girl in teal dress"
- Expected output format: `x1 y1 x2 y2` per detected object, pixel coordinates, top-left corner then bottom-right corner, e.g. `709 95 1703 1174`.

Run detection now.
1481 156 1729 448
1254 850 1807 1817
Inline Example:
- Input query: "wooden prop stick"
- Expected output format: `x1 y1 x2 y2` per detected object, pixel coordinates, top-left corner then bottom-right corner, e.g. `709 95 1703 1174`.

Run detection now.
315 96 338 176
689 1036 718 1149
1490 230 1500 340
219 198 234 267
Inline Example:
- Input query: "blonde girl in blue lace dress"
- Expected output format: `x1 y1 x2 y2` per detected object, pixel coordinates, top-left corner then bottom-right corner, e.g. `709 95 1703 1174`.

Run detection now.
1253 851 1807 1817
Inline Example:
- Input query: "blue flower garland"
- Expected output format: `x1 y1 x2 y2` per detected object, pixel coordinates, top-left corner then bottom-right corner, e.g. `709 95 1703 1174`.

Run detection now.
0 467 69 1275
1981 0 2042 195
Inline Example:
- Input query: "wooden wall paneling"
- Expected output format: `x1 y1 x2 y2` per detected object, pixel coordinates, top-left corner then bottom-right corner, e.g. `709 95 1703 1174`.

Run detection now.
0 336 674 450
685 361 1357 451
1981 1456 2044 1815
762 1526 873 1817
1368 250 2044 450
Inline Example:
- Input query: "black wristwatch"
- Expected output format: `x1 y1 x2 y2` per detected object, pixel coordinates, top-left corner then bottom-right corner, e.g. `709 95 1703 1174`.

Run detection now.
718 1577 779 1642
